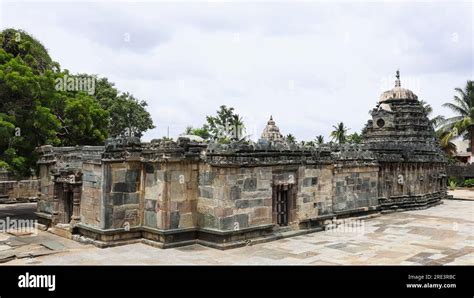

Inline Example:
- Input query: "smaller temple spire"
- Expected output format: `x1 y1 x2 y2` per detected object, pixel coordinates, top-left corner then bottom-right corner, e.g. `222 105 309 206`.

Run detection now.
267 115 275 125
395 69 401 87
261 115 283 142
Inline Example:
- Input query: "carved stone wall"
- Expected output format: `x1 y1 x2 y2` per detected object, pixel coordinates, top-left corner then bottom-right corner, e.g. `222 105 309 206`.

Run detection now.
143 161 198 230
80 162 102 227
332 164 379 213
102 161 141 229
35 145 103 226
197 165 273 231
35 72 450 248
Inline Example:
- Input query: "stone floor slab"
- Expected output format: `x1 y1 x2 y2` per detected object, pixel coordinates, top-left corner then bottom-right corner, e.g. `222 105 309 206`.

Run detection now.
1 200 473 265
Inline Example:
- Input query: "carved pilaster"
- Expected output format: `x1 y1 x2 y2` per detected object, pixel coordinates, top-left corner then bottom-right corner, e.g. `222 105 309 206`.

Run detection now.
71 185 81 225
51 182 60 225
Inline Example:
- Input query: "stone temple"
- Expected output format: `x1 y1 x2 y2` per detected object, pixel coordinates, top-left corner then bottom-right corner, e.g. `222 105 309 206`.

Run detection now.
35 72 449 249
260 116 285 144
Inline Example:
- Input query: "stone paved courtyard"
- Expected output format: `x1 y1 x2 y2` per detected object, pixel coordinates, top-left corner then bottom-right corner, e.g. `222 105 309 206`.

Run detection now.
0 198 473 265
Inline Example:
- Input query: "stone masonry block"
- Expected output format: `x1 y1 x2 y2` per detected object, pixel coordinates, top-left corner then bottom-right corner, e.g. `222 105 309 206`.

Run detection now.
243 178 257 191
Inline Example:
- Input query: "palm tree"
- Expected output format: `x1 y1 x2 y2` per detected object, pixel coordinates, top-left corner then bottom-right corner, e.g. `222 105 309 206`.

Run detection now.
420 100 458 157
286 134 296 144
206 105 246 141
439 81 474 153
330 122 349 144
419 100 433 115
436 130 457 156
419 100 444 128
315 135 324 145
347 132 362 144
232 114 246 140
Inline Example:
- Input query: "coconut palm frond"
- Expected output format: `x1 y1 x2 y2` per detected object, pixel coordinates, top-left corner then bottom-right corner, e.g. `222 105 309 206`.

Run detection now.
442 102 469 116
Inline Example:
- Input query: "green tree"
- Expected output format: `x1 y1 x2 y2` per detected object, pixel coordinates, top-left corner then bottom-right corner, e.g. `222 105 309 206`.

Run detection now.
419 99 433 115
419 99 444 128
347 132 362 144
436 130 457 156
315 135 324 145
183 125 211 140
439 81 474 153
0 45 61 177
0 28 57 74
286 134 296 144
58 93 109 145
107 92 155 138
420 99 456 157
81 75 154 139
93 77 120 109
0 112 16 170
330 122 349 144
0 28 155 177
184 126 193 135
192 126 212 140
205 105 245 143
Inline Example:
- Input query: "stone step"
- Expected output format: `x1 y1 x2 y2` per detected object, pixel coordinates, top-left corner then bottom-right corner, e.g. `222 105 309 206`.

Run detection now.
48 226 72 239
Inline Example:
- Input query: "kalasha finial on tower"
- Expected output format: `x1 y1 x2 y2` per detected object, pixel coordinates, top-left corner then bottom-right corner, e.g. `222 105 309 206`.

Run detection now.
268 115 275 125
395 69 401 87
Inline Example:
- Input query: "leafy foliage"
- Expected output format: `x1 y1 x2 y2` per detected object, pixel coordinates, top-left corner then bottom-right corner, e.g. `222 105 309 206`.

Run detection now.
183 125 212 140
437 81 474 154
462 178 474 187
330 122 349 144
0 28 56 74
347 132 362 144
205 105 245 143
0 43 61 177
0 28 154 177
107 93 155 138
183 105 246 144
315 135 324 145
286 134 296 144
448 179 457 190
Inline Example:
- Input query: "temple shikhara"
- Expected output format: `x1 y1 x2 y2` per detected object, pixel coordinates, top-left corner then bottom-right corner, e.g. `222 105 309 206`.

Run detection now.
35 72 450 249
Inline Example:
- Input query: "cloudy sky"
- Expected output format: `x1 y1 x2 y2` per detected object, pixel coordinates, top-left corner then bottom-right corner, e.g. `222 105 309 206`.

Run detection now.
1 0 472 142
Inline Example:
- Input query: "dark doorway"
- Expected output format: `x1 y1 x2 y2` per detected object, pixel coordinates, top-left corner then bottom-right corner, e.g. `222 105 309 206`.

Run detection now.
273 186 290 226
65 191 74 223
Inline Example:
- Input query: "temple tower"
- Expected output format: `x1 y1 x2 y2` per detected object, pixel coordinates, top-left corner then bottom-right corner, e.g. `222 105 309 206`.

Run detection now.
363 70 448 210
260 116 285 143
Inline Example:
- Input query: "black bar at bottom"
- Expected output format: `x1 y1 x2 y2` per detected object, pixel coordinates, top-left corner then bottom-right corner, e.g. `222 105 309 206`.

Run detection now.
0 265 471 297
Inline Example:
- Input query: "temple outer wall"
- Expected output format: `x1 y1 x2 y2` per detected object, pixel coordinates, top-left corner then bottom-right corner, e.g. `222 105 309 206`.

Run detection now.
80 162 102 228
332 163 379 213
0 180 40 203
142 161 199 231
36 162 55 222
377 162 446 211
102 160 142 230
196 162 379 234
37 144 447 249
197 165 274 232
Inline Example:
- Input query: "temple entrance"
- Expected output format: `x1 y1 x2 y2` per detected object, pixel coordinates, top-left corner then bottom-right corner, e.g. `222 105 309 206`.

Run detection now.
64 190 74 223
50 172 82 227
273 184 294 226
276 188 289 226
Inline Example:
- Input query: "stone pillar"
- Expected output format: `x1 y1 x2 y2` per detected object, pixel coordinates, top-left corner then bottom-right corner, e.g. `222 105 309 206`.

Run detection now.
71 184 81 225
272 184 277 224
51 183 61 225
63 183 71 223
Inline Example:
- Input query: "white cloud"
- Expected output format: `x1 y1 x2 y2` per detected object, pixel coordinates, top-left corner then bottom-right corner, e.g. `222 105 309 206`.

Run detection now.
1 0 472 142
